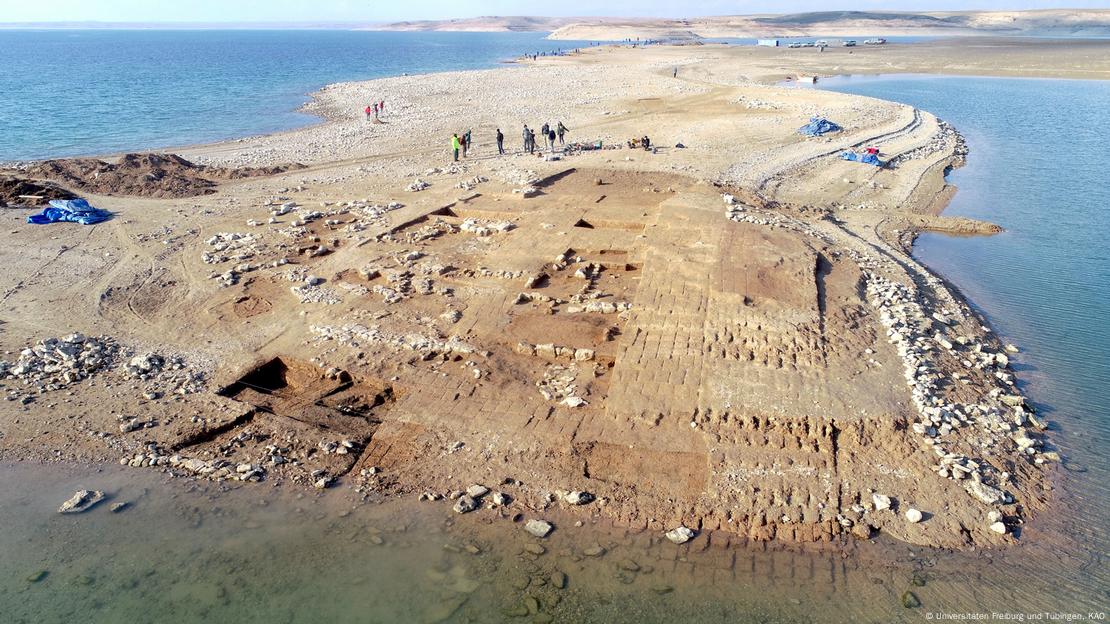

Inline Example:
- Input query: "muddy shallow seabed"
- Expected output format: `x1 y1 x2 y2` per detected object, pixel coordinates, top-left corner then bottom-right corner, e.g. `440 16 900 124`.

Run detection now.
0 462 1101 624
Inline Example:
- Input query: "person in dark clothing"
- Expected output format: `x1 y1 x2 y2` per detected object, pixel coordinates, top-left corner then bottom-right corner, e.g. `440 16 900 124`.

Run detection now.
641 136 651 150
496 128 504 155
461 129 471 157
541 123 550 149
556 121 568 145
529 129 537 154
548 128 556 153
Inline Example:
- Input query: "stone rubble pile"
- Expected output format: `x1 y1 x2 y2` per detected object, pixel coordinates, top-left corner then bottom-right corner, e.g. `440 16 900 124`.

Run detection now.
460 218 516 236
203 232 268 287
348 201 403 229
311 324 479 360
515 341 595 363
888 119 967 169
494 168 539 187
514 290 632 316
203 232 262 264
863 269 1045 499
378 219 457 245
0 334 116 398
169 454 267 482
564 300 632 315
536 363 587 406
290 282 343 305
405 179 430 192
124 352 207 396
455 175 489 191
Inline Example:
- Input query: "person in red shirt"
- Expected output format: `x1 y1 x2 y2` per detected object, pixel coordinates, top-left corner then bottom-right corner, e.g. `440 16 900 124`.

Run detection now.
364 105 372 120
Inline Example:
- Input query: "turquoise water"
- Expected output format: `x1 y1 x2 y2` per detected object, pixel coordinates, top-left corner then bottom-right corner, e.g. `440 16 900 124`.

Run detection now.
820 74 1110 564
0 30 591 162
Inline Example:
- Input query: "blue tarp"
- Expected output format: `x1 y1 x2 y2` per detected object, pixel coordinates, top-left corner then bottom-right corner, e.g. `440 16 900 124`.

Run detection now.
840 151 884 167
27 199 112 225
798 116 842 137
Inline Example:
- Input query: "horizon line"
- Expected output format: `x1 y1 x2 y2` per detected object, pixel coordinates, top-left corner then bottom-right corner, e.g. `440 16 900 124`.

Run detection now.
5 8 1105 27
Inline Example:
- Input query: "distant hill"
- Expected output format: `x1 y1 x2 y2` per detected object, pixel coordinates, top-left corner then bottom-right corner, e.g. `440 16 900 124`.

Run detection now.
368 16 581 33
5 10 1109 38
546 9 1110 40
754 11 959 26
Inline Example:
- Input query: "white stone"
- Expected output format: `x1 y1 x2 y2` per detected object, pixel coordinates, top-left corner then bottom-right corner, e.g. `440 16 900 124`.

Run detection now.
871 493 892 511
564 491 593 505
905 508 923 523
524 519 553 538
665 526 696 544
453 495 478 514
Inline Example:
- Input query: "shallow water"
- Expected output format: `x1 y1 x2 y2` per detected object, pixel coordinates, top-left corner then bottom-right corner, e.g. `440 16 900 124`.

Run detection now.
0 30 592 161
1 462 1104 624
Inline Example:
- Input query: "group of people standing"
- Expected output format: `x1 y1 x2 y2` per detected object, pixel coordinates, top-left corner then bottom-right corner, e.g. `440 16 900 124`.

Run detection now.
521 121 569 155
364 100 385 121
450 129 473 162
451 121 569 161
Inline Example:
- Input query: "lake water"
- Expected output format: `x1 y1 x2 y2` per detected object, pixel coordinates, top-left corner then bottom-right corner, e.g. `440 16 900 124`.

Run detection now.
0 30 592 162
820 72 1110 600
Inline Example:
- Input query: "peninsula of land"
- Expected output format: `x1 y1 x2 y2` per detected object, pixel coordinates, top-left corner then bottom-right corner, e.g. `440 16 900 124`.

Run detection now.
1 37 1096 551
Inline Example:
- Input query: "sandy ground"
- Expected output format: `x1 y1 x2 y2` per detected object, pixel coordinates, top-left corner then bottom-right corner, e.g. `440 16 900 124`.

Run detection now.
0 40 1069 550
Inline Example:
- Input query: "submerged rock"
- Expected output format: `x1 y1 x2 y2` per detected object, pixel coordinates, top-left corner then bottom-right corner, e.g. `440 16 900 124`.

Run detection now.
901 590 922 608
665 526 696 545
58 490 105 514
524 519 553 538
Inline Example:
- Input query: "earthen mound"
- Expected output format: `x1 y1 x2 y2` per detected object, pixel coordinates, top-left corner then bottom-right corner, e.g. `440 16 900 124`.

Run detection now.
0 176 76 207
20 153 305 199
